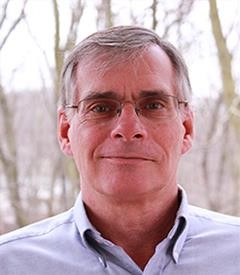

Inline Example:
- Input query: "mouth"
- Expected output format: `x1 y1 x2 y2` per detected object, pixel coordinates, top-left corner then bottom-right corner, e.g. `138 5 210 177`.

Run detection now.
100 156 154 163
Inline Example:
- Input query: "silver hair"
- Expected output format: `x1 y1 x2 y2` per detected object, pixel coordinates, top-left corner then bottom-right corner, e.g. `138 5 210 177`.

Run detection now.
60 26 192 107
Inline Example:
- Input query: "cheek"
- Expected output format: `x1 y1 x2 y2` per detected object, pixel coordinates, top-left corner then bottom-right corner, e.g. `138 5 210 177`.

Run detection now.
67 121 87 169
68 121 106 165
153 121 185 154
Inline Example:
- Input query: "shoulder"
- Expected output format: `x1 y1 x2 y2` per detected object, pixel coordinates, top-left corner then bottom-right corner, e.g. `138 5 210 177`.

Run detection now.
0 208 94 274
0 208 75 247
187 205 240 239
181 205 240 268
189 205 240 226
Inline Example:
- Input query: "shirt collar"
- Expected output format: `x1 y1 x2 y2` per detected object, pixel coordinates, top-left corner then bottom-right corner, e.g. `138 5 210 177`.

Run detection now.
73 187 190 263
167 186 189 263
73 193 101 248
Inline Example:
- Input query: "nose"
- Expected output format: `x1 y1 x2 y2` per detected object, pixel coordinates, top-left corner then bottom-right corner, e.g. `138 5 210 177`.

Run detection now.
110 103 148 141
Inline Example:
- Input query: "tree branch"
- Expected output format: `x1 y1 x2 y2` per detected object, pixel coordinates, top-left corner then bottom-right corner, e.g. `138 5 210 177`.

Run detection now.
0 0 27 50
0 0 11 29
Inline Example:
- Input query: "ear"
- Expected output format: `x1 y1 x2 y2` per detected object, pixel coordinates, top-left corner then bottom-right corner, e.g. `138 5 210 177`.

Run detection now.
181 109 194 155
57 107 73 156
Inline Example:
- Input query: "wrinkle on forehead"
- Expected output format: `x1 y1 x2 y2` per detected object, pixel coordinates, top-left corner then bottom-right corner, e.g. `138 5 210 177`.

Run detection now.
79 45 172 69
75 45 176 101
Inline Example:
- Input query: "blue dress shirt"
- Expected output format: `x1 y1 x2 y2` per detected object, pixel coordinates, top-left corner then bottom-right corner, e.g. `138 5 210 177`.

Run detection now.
0 188 240 274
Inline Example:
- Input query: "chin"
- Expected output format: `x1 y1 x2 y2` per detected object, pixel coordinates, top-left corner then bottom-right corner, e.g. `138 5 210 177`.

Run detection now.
98 179 160 201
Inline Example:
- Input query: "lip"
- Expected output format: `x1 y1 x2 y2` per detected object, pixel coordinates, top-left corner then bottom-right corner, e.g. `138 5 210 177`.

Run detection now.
100 156 154 163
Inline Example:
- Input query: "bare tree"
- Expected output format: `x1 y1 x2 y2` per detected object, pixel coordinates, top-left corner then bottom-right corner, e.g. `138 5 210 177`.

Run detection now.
0 0 84 230
43 0 85 215
208 0 240 214
160 0 194 39
209 0 240 135
151 0 158 30
0 0 28 227
96 0 113 29
0 0 27 49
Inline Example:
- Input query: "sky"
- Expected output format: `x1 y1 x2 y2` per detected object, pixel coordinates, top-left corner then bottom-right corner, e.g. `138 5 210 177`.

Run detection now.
0 0 239 98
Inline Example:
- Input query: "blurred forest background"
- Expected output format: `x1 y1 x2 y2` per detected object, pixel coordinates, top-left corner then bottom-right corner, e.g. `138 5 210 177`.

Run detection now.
0 0 240 234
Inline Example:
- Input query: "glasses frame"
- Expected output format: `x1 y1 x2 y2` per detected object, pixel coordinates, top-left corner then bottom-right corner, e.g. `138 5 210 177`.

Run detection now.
65 94 188 121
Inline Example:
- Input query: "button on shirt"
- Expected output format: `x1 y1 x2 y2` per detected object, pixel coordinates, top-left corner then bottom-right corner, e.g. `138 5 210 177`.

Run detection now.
0 188 240 275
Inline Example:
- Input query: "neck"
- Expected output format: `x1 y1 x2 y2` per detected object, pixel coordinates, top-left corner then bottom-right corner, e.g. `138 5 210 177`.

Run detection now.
83 185 179 270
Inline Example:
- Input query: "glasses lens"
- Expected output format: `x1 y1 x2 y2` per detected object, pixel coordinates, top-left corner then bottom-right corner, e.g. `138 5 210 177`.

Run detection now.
138 96 177 119
77 95 178 122
80 98 119 120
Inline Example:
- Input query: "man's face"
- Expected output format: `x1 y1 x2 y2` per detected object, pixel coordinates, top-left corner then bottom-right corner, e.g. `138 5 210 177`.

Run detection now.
58 45 193 202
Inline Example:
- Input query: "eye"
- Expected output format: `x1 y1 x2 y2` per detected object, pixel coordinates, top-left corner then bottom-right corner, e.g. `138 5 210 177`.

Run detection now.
91 103 112 113
87 100 118 114
144 101 164 110
143 98 167 111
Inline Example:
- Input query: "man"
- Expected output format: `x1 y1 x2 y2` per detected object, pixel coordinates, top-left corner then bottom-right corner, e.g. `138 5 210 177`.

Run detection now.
0 26 239 275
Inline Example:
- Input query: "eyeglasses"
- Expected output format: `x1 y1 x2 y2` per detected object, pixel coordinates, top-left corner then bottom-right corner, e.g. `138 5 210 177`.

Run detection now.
65 93 188 122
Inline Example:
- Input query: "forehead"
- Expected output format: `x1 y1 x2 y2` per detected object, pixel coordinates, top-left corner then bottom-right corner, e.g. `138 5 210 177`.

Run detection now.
75 45 176 100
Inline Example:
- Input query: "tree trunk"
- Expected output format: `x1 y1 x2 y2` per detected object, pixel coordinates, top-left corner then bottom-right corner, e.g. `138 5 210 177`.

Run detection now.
209 0 240 215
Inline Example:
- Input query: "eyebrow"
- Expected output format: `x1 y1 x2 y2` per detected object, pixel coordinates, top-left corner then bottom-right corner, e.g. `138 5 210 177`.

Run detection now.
139 90 173 98
81 91 119 101
81 89 171 102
